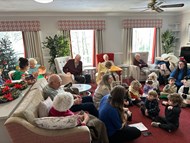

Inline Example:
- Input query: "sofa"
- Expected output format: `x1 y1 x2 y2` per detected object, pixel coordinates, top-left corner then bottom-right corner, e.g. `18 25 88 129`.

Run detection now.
4 78 91 143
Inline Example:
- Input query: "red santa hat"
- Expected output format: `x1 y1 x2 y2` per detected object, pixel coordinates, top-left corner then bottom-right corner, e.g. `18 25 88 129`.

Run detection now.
179 57 186 63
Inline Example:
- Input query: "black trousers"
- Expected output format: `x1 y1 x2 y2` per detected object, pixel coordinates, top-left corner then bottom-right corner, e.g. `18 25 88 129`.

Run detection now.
155 116 178 132
109 126 141 143
70 96 99 118
74 75 86 83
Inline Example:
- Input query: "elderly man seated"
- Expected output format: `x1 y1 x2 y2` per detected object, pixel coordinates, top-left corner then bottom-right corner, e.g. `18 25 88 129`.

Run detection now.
63 54 86 83
43 74 98 117
133 53 150 76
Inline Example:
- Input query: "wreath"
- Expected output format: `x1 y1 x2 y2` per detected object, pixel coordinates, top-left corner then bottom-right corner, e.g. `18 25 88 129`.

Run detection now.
0 80 28 104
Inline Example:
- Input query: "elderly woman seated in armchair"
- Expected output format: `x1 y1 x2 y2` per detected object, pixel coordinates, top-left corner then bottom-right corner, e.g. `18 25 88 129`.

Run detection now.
133 53 150 76
102 54 115 66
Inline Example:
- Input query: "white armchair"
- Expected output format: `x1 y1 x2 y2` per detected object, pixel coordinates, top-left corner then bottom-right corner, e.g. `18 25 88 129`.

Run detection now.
129 52 158 82
54 56 71 74
54 56 75 84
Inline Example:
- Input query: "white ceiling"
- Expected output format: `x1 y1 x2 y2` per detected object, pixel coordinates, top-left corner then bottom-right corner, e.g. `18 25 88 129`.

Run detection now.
0 0 190 14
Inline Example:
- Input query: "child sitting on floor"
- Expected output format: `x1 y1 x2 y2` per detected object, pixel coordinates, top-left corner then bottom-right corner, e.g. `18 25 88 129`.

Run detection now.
160 77 177 99
151 93 183 132
141 90 160 121
178 76 190 107
148 72 160 95
128 80 143 107
142 79 154 101
49 92 89 126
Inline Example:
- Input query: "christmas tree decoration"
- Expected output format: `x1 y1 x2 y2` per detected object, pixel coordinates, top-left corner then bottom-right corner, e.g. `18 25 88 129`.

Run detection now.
0 38 18 80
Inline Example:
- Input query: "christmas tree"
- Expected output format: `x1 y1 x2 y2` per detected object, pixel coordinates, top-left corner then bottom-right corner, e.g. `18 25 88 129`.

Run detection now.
0 38 17 80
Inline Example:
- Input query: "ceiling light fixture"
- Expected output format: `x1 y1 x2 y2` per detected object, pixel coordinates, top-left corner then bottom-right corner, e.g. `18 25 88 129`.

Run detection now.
34 0 53 4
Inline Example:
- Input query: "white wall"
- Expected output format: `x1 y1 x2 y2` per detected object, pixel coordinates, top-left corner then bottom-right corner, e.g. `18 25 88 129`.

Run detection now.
180 11 190 47
0 12 182 69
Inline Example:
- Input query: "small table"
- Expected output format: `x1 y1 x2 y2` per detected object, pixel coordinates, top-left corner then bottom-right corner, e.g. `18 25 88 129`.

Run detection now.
83 67 96 83
118 64 129 79
72 84 92 96
110 65 123 83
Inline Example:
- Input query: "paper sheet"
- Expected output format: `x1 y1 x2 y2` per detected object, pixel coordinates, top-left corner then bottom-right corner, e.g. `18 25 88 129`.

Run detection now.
128 122 148 131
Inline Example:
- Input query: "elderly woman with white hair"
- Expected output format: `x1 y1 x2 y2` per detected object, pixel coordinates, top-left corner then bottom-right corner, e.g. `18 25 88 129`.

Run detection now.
102 54 115 66
28 58 40 75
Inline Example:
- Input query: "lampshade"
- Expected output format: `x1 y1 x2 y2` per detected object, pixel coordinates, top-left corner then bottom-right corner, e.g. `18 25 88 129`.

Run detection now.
34 0 53 3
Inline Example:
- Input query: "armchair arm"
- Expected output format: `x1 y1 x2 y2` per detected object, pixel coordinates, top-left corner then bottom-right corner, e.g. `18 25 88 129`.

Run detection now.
129 65 140 80
5 117 91 143
148 63 157 69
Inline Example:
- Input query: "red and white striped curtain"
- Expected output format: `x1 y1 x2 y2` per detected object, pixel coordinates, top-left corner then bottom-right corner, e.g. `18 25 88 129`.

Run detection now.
0 21 40 31
122 19 162 28
122 19 162 64
0 20 43 65
58 20 105 30
58 20 105 66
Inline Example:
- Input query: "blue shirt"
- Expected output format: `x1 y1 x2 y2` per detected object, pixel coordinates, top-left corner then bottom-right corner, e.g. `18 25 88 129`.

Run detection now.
28 64 40 75
170 68 190 87
99 95 122 137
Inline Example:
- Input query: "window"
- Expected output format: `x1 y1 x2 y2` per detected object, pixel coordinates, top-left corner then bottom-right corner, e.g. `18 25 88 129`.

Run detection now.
132 28 155 62
70 30 94 67
0 31 25 60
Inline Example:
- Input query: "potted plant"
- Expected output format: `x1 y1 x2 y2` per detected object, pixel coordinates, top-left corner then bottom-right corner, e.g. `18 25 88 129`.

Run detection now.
161 30 176 54
42 34 71 73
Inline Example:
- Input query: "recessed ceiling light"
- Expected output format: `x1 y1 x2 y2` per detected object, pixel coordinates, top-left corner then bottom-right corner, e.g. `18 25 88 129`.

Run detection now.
34 0 53 3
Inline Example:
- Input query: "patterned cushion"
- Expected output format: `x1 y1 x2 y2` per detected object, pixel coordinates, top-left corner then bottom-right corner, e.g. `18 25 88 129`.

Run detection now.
38 97 53 118
34 115 78 129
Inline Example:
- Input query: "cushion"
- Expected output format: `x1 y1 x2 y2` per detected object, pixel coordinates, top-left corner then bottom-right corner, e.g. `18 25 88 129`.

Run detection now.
34 115 78 129
12 89 43 124
38 97 53 118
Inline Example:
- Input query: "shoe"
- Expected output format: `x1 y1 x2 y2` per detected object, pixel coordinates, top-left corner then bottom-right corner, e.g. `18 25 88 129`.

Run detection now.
151 122 160 128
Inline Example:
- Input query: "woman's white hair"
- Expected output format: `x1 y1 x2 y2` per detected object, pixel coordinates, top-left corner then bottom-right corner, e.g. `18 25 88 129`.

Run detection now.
29 58 37 65
148 72 158 80
53 92 74 112
103 54 108 60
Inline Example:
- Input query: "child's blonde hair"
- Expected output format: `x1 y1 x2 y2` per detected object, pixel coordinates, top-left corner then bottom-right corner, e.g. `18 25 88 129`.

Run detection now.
148 90 158 98
148 72 158 80
130 80 142 88
38 66 46 74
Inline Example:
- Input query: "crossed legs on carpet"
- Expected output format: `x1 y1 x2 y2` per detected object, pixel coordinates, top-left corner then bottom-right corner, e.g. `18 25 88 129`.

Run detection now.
151 116 177 132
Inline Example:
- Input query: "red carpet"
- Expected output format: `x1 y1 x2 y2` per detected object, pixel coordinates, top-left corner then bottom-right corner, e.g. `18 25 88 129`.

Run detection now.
127 102 190 143
90 82 190 143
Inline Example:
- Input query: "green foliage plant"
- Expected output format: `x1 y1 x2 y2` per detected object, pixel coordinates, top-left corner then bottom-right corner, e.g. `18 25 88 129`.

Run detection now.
42 34 70 73
161 30 176 54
